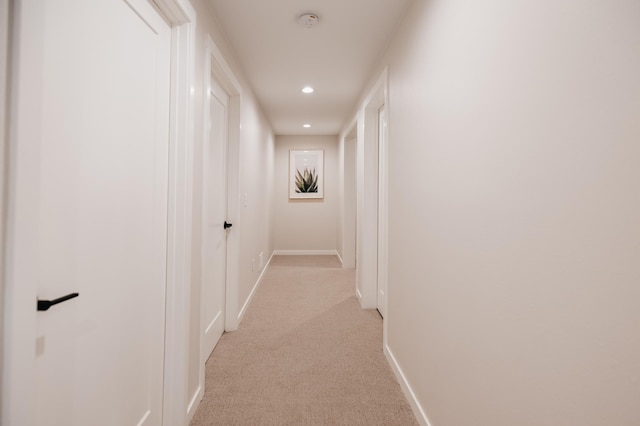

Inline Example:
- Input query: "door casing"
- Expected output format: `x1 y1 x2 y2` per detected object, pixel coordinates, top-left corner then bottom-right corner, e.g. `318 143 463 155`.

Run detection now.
356 68 389 313
187 34 243 423
377 103 389 318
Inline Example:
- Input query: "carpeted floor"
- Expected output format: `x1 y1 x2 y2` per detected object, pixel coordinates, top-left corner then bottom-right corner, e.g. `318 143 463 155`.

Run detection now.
190 255 418 426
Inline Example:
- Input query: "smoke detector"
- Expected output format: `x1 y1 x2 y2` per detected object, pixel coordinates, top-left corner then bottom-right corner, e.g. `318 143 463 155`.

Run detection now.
298 13 319 28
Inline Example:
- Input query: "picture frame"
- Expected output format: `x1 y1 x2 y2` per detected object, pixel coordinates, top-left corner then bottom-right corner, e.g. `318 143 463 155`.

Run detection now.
289 149 324 199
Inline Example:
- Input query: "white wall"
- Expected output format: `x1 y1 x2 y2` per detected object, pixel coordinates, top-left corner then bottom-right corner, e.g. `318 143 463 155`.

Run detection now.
351 0 640 424
273 135 338 252
0 0 9 415
187 0 274 418
236 100 274 310
337 135 344 260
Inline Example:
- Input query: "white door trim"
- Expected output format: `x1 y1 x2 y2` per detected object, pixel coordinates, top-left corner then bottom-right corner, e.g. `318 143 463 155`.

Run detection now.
155 2 196 426
189 34 242 421
377 103 389 319
357 68 389 310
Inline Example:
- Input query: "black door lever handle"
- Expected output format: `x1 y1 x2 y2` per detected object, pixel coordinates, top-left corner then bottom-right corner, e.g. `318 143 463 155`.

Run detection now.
37 293 79 311
224 221 233 229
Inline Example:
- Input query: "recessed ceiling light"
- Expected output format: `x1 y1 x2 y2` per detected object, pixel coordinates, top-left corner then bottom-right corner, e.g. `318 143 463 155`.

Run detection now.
303 124 311 128
302 86 314 94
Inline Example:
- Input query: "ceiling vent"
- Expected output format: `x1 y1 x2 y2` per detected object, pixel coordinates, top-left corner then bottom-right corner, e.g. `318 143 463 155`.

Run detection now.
298 13 319 29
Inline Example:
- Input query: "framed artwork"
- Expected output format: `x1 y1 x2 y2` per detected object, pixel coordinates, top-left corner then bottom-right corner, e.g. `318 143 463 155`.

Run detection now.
289 149 324 199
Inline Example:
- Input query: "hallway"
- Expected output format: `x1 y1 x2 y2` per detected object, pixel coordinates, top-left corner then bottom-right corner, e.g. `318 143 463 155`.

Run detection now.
190 256 416 426
4 1 640 425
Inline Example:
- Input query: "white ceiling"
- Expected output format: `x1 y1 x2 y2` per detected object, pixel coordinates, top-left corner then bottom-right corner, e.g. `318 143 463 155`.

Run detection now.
207 0 413 135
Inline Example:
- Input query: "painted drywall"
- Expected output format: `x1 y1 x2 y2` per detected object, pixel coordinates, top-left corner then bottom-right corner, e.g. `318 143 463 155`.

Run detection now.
187 0 275 417
236 93 275 310
342 75 387 309
349 0 640 425
0 0 9 415
337 135 344 261
273 135 338 252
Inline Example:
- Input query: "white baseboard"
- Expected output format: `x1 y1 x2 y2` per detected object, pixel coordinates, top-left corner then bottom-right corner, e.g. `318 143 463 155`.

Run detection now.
185 385 203 425
237 251 274 323
336 251 344 266
356 287 363 300
272 249 339 256
384 344 432 426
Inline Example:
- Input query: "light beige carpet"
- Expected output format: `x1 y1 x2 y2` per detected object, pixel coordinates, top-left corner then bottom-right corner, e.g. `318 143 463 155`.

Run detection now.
190 255 418 426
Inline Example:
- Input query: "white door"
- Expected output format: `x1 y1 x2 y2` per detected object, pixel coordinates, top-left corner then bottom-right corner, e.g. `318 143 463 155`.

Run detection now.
201 77 229 361
7 0 171 425
377 105 389 318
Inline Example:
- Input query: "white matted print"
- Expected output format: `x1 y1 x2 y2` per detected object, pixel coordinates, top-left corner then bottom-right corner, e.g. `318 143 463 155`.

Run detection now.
289 149 324 199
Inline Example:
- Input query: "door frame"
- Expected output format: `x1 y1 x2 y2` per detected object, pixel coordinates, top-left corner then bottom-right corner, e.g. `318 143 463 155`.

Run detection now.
1 1 197 425
158 2 196 426
376 103 389 319
356 68 389 311
189 34 242 418
203 35 242 332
